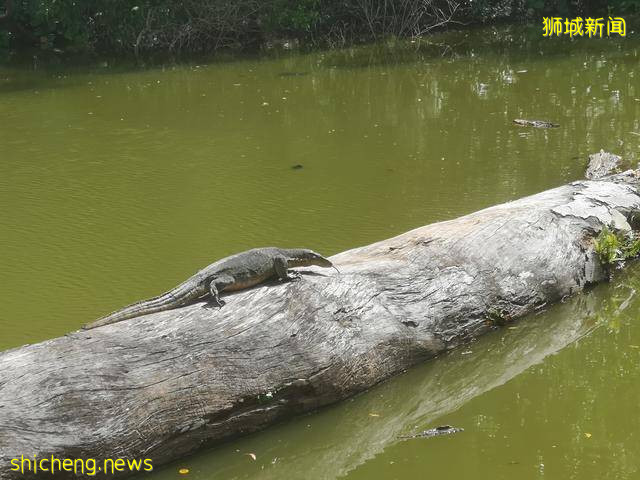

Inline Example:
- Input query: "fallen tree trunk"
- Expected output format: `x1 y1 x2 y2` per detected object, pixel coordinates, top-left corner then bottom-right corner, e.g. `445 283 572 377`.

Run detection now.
2 170 640 478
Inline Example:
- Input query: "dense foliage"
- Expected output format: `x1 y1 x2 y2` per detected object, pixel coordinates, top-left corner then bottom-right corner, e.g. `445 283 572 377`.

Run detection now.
0 0 638 55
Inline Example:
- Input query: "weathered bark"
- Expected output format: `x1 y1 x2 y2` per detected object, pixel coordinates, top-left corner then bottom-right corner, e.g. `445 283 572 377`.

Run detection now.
2 170 640 478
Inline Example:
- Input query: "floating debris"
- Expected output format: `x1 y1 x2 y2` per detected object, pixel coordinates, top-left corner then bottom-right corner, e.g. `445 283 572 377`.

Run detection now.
399 425 464 439
513 119 559 128
278 72 309 77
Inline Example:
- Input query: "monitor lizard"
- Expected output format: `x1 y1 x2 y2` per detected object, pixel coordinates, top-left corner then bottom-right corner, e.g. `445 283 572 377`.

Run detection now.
84 247 337 329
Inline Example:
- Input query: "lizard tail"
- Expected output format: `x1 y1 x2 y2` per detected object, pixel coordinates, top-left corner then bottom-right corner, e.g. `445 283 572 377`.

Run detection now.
83 280 208 330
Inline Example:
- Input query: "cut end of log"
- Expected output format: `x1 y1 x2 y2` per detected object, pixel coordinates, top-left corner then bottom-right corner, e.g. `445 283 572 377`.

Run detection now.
585 150 622 180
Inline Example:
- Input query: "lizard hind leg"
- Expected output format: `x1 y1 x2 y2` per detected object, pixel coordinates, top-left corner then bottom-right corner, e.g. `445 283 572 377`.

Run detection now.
208 275 234 308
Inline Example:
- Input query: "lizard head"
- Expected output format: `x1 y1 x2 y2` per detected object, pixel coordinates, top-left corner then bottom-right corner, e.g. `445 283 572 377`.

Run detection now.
288 249 339 273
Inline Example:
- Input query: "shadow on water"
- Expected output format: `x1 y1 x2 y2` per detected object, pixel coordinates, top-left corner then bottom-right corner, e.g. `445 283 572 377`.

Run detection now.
0 66 84 94
322 23 632 70
153 262 640 480
1 22 633 94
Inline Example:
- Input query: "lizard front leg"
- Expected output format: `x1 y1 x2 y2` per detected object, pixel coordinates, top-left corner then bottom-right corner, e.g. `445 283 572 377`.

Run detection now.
208 275 235 307
274 255 301 281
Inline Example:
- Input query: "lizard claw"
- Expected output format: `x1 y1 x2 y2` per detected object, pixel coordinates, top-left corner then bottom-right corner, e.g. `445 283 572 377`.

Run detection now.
205 298 225 309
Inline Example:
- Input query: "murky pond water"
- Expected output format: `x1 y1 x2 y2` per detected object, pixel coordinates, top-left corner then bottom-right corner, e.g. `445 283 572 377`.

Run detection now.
2 24 640 479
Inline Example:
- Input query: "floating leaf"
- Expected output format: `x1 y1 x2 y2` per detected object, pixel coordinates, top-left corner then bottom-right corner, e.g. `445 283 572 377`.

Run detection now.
178 468 189 474
584 433 592 438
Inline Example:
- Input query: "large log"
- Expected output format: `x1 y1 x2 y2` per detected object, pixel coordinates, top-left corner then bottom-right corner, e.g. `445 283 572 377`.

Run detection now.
1 170 640 478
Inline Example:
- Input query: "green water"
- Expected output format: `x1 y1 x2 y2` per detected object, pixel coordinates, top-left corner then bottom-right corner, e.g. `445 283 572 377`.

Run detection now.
2 24 640 479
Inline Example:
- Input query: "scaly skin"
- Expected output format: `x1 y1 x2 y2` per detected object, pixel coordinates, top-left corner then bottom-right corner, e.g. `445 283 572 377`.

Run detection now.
84 247 337 330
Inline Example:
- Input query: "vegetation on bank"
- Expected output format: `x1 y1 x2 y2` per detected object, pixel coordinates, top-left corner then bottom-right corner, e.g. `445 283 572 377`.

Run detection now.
0 0 638 55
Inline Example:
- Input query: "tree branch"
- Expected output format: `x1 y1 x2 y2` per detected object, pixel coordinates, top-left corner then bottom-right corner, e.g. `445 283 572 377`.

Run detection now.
0 0 12 21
